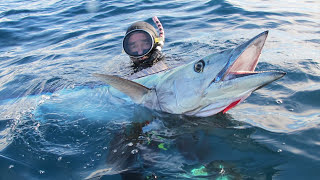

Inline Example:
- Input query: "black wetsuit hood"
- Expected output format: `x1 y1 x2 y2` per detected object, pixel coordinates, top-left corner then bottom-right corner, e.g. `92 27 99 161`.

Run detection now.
124 21 163 67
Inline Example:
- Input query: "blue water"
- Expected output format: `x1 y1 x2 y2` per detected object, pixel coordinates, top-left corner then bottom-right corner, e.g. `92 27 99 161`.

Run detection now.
0 0 319 179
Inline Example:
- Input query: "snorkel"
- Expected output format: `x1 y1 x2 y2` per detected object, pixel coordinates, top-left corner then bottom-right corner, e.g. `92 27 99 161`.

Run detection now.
152 16 165 49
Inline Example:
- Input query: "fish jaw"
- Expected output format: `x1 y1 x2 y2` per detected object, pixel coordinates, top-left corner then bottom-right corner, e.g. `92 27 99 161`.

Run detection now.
199 71 286 116
214 31 269 83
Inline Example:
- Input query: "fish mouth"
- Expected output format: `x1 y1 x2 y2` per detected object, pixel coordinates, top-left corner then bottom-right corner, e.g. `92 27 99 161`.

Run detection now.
214 31 269 82
199 31 285 116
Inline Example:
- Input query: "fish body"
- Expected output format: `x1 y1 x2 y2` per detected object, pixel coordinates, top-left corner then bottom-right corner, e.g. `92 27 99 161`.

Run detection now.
95 31 286 117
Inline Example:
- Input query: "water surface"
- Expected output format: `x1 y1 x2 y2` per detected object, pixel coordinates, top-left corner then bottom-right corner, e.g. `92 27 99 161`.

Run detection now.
0 0 319 179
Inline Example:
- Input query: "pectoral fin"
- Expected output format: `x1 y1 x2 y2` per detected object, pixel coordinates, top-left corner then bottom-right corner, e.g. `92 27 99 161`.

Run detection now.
93 73 150 103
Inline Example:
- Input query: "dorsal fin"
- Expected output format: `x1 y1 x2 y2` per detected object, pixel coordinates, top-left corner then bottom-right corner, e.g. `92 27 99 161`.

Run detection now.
93 73 150 103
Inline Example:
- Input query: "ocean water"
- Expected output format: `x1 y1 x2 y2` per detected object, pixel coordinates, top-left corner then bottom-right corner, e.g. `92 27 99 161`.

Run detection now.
0 0 319 179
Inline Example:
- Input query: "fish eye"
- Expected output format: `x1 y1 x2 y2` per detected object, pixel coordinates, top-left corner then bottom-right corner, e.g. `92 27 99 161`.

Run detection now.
194 60 205 73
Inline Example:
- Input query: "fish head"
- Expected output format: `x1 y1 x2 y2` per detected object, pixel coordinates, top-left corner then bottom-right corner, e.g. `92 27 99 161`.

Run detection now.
156 31 285 116
155 50 231 114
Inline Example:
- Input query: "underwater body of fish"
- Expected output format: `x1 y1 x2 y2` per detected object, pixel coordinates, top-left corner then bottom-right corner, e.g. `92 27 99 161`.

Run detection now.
1 0 320 180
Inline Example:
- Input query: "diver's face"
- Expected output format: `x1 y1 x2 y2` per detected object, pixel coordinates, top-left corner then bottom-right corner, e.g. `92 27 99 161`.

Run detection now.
128 32 152 56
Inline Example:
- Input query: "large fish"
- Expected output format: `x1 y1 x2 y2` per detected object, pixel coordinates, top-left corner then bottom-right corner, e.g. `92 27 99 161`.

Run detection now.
94 31 286 117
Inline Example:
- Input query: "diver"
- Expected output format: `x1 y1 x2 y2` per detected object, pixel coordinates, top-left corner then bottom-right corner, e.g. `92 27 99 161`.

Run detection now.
122 16 168 73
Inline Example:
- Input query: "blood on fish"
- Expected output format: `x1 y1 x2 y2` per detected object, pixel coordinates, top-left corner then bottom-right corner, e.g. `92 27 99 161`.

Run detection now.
222 99 241 114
